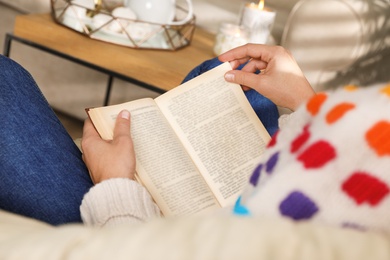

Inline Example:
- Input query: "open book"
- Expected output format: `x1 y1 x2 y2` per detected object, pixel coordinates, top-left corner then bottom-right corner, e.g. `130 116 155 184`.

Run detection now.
87 62 271 217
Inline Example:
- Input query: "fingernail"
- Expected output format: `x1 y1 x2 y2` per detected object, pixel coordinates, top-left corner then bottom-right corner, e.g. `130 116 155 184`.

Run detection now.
224 72 235 82
121 110 130 120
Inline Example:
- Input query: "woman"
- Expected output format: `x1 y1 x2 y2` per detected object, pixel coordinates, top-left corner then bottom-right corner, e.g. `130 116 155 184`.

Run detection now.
80 44 315 226
1 43 340 227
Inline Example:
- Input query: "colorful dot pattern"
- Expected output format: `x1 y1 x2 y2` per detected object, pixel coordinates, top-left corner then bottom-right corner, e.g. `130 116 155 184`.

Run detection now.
234 83 390 233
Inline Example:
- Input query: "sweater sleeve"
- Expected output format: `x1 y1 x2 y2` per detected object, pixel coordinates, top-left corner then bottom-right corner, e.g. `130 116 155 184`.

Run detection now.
80 178 162 227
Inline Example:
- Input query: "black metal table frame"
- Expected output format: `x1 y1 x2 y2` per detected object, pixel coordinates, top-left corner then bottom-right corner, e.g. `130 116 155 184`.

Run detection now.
3 33 165 106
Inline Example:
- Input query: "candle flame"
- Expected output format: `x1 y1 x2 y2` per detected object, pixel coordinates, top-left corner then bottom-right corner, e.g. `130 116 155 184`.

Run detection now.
257 0 264 10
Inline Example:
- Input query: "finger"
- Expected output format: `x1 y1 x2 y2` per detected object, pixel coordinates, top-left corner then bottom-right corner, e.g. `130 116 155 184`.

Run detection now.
227 58 251 70
113 110 131 140
224 70 264 91
240 59 268 73
219 44 272 63
219 44 280 70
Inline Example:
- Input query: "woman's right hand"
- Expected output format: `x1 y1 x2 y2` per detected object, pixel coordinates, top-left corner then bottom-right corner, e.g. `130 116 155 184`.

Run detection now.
81 110 136 184
219 44 315 111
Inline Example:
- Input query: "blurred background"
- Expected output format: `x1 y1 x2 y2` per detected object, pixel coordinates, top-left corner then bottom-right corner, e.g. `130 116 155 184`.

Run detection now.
1 0 389 139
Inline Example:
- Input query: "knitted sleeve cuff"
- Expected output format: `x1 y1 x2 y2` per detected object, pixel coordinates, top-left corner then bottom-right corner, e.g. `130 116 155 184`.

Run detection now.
278 113 292 129
80 178 161 227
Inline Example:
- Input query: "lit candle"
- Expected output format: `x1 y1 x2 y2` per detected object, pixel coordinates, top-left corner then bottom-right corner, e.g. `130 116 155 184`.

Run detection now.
213 23 249 55
240 0 276 44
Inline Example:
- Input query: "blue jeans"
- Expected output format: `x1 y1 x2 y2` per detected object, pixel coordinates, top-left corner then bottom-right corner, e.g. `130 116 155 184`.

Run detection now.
0 55 93 225
0 55 278 225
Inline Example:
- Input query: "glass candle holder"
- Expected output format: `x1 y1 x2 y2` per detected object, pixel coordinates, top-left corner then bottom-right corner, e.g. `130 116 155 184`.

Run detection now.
213 23 249 55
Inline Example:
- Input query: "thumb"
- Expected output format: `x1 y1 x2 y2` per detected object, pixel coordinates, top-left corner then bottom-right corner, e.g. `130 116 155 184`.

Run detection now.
113 110 131 139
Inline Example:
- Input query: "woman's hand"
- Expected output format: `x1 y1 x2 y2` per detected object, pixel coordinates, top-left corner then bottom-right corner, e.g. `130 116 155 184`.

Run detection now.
81 110 136 184
219 44 315 111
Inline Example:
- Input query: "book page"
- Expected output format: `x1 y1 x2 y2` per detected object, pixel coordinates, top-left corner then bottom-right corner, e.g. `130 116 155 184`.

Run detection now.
87 98 220 217
155 62 271 207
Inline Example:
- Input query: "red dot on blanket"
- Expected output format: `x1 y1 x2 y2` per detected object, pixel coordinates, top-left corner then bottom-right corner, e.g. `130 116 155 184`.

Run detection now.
291 124 310 153
297 140 336 169
267 130 279 148
342 172 390 206
366 121 390 156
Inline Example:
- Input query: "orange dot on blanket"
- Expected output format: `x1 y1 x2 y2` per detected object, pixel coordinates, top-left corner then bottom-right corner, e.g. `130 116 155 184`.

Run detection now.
366 121 390 156
343 84 359 91
307 93 327 116
380 85 390 97
326 103 355 124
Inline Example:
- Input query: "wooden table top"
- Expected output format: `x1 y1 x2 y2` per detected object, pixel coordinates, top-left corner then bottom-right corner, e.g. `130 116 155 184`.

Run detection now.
13 13 216 92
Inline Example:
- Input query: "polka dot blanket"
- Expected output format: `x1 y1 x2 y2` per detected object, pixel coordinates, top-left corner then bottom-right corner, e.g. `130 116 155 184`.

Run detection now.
234 83 390 234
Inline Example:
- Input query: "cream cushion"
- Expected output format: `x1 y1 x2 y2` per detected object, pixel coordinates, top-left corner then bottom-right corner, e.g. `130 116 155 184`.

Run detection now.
1 209 390 259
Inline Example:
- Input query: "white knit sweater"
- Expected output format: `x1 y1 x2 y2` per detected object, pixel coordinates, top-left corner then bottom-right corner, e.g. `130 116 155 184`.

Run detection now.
80 179 161 227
